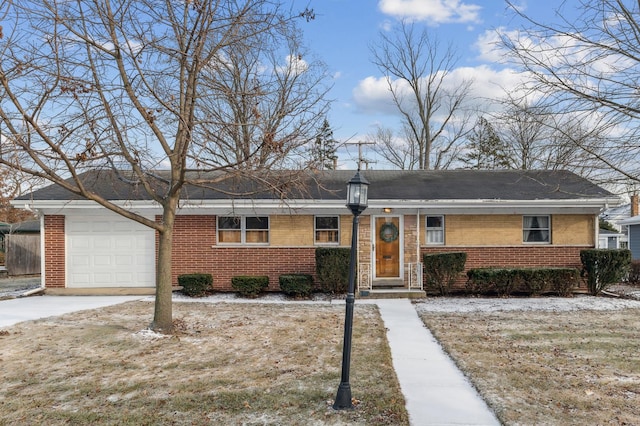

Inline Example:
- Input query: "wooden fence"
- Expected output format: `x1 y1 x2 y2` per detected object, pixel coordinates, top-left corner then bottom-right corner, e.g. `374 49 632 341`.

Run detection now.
5 234 41 276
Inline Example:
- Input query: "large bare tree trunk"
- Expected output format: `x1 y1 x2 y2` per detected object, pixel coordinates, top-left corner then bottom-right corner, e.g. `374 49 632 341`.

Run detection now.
152 197 178 332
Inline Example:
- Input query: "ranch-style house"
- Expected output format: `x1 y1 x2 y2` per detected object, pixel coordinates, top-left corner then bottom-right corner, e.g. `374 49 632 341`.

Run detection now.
15 169 620 296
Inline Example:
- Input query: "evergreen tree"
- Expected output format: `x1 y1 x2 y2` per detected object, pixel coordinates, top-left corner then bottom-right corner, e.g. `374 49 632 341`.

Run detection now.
462 116 510 169
313 118 338 170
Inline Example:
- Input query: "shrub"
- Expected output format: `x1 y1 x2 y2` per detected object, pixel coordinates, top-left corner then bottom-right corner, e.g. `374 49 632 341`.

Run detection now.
517 269 548 295
466 267 579 297
231 275 269 298
626 260 640 286
279 274 314 298
423 252 467 295
315 247 350 293
466 268 517 297
177 273 213 297
580 249 631 295
548 268 580 297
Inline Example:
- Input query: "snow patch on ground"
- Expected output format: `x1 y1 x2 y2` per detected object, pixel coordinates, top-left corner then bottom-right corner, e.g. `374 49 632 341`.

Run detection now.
133 328 169 340
414 294 640 314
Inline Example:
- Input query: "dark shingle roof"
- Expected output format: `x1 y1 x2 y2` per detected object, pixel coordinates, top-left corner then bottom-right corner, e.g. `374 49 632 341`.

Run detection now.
19 169 614 202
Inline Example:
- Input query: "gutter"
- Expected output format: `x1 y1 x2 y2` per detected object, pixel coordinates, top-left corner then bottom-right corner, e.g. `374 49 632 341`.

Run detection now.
17 197 622 212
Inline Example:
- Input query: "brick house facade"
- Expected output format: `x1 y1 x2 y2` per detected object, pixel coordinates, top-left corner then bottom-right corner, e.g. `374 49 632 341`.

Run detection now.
24 169 619 295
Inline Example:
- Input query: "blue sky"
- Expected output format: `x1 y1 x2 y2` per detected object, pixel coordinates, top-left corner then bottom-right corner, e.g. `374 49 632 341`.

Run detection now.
290 0 576 168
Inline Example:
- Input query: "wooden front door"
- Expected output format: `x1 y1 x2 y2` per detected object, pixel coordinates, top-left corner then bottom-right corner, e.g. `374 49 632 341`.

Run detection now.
375 216 401 278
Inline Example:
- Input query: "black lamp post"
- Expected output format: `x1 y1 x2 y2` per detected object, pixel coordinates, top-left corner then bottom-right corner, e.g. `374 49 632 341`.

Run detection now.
333 169 369 410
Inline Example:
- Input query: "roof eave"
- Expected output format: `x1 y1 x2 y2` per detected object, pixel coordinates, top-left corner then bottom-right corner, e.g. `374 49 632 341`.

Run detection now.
18 196 620 215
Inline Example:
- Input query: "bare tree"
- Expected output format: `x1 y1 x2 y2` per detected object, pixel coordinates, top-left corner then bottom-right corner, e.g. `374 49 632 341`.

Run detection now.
0 166 36 223
496 100 554 170
502 0 640 188
367 125 417 170
490 97 607 179
370 20 473 170
0 0 328 332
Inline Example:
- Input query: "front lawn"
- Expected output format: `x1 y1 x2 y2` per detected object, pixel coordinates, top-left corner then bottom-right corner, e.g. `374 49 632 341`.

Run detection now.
419 306 640 425
0 301 408 425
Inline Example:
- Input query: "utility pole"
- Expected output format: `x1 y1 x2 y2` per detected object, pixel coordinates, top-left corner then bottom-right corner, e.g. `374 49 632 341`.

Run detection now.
346 141 375 169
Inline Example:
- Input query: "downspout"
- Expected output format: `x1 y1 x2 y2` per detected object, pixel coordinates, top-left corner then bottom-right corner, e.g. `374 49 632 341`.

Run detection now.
38 211 45 291
594 212 599 248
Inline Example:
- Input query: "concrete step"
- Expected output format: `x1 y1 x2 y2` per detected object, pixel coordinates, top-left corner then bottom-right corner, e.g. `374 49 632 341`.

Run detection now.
358 289 426 299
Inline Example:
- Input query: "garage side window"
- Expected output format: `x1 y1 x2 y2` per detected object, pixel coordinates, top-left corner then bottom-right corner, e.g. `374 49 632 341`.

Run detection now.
315 216 339 244
218 216 269 244
426 215 444 245
523 215 550 243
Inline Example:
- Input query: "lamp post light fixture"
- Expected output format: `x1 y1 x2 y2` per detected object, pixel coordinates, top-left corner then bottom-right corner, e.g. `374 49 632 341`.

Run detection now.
333 169 369 410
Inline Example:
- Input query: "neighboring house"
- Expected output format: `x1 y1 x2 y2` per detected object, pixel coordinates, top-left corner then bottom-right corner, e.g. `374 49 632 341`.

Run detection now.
600 198 635 248
598 229 625 249
0 220 40 252
618 215 640 260
0 219 41 276
14 169 619 295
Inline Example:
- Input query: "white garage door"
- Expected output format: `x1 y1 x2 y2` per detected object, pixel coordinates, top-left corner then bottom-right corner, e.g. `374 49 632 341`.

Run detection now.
67 215 155 288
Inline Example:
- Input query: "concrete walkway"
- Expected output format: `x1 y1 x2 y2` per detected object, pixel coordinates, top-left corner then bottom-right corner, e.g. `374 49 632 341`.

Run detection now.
0 295 501 425
376 299 500 426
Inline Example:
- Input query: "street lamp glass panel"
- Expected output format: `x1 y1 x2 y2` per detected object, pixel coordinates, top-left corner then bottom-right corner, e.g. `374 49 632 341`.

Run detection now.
346 171 369 213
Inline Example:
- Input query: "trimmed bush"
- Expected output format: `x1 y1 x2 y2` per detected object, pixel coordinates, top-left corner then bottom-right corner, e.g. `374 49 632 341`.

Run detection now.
466 267 579 297
580 249 631 295
315 247 350 294
231 275 269 298
279 274 314 298
549 269 580 297
627 260 640 286
423 252 467 295
178 273 213 297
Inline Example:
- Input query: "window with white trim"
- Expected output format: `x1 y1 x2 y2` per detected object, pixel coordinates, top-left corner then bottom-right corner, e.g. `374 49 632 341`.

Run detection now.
523 215 550 243
218 216 269 244
315 216 339 244
426 215 444 244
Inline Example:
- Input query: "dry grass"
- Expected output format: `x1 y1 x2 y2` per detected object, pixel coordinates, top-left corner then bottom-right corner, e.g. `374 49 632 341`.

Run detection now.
0 301 408 426
419 307 640 425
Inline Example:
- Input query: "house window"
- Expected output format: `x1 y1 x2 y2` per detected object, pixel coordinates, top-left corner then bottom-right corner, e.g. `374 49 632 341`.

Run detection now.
315 216 339 244
218 216 269 244
426 215 444 244
523 215 550 243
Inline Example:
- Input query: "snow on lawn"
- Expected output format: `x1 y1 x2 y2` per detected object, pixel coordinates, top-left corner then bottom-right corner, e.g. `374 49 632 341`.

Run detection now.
414 294 640 314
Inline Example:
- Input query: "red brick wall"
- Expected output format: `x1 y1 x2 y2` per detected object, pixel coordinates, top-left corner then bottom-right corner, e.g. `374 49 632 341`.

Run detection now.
168 215 316 291
44 215 65 288
422 245 588 289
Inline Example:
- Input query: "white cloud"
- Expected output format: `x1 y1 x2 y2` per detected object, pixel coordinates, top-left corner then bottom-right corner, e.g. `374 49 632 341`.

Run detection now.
277 54 309 75
378 0 482 24
352 65 536 116
352 76 397 115
474 28 510 63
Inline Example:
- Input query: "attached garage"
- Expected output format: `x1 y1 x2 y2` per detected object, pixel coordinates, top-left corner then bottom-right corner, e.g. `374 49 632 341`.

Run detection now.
66 214 155 288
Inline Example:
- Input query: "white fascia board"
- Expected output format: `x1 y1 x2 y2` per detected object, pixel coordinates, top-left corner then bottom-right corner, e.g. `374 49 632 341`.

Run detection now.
367 197 621 213
19 196 621 216
14 200 163 216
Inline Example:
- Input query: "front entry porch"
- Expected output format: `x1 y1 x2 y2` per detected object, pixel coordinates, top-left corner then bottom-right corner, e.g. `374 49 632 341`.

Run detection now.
357 262 425 299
